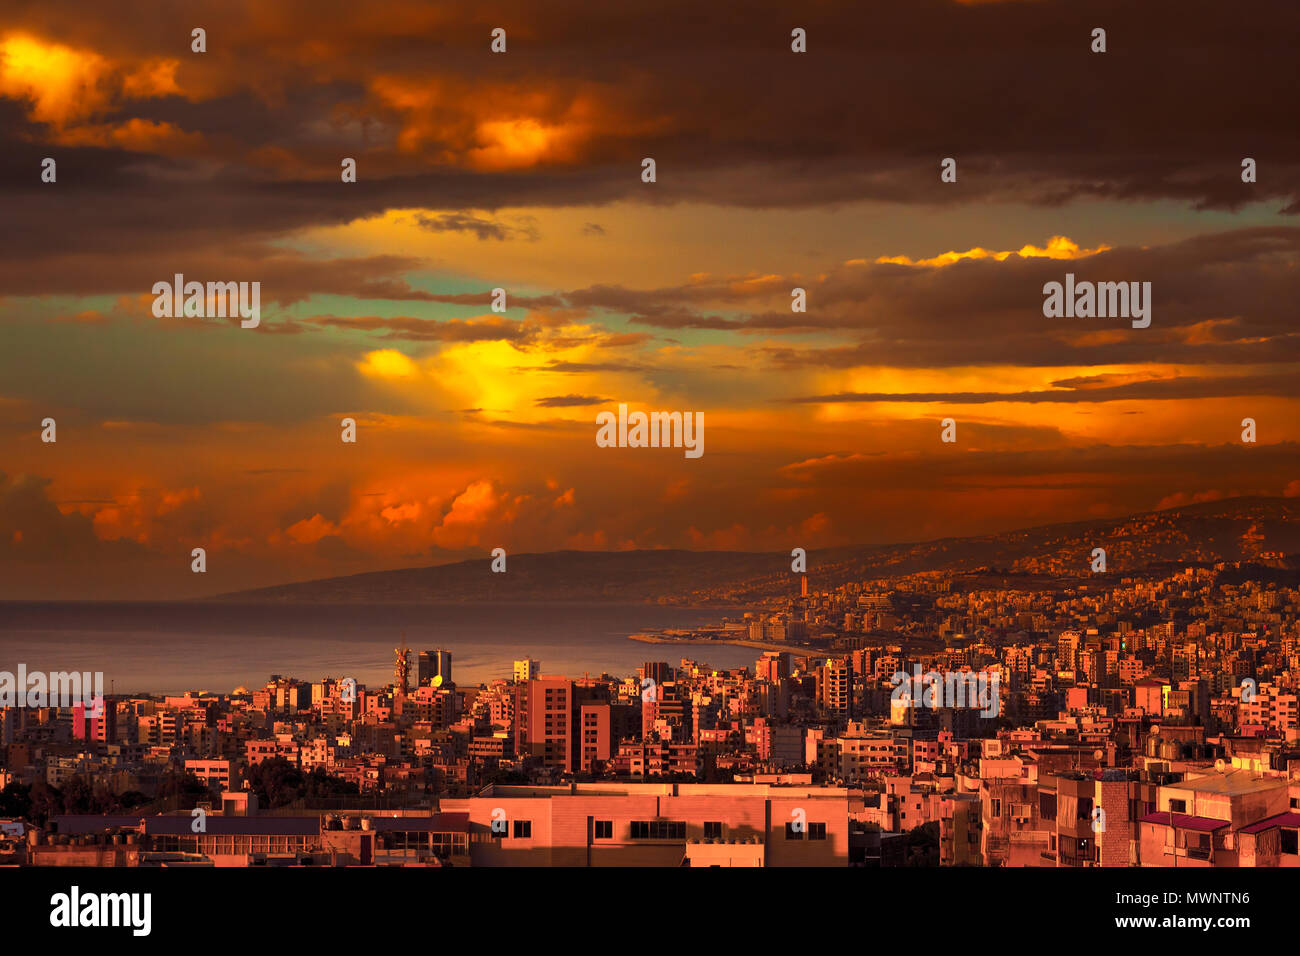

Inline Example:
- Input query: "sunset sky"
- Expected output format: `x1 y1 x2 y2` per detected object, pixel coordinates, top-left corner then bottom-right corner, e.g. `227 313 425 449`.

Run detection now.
1 0 1297 598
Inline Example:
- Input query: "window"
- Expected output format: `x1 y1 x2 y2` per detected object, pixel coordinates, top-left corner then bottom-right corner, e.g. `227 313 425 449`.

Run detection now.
1281 829 1298 855
594 820 613 840
1169 799 1187 814
513 820 531 839
1078 797 1093 821
704 821 723 839
785 823 804 840
990 798 1001 817
630 820 685 840
809 822 827 840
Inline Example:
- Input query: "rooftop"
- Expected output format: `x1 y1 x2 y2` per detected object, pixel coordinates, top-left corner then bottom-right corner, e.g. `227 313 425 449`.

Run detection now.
479 782 850 799
146 817 319 836
367 813 469 833
1239 812 1300 834
1139 812 1229 832
1169 769 1288 796
49 815 146 834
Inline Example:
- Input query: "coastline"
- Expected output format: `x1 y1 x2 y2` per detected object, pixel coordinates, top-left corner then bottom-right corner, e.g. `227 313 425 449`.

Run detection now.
628 633 809 656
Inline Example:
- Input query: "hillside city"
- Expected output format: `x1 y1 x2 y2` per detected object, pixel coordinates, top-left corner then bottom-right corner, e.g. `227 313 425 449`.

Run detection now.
3 551 1300 867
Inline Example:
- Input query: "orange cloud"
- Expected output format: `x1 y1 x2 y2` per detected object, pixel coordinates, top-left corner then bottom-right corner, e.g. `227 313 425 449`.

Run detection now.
0 32 194 152
285 514 338 544
368 75 619 170
437 480 500 537
0 33 117 125
379 501 423 524
873 235 1110 268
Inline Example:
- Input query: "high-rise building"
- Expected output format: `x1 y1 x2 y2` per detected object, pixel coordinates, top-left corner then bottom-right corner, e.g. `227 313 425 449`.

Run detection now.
1057 630 1081 670
577 702 637 774
514 677 574 771
756 652 790 683
641 662 672 687
418 649 452 687
642 681 689 742
73 699 117 744
1172 642 1199 681
513 659 540 682
819 659 852 717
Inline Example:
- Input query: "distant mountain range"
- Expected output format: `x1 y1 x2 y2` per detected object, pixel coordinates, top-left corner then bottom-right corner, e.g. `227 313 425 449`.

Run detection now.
212 496 1300 606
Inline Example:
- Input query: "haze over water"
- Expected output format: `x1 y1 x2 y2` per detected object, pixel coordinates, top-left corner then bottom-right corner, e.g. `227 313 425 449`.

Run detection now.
0 602 757 695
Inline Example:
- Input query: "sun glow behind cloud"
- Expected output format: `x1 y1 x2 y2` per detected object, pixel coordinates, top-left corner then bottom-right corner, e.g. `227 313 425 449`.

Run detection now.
0 32 192 150
873 236 1111 268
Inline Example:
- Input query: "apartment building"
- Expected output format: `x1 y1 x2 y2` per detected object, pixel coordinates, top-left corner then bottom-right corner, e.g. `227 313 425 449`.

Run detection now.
1138 766 1290 866
440 782 850 866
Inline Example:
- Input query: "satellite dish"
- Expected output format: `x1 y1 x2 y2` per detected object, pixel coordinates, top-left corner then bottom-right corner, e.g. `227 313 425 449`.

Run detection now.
1215 759 1226 773
1094 750 1104 761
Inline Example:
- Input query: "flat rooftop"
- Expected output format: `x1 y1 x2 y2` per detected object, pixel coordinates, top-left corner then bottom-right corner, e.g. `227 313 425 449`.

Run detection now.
479 782 850 798
1169 769 1288 796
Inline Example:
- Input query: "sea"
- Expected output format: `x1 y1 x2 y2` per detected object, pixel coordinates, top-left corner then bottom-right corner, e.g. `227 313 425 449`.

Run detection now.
0 602 761 695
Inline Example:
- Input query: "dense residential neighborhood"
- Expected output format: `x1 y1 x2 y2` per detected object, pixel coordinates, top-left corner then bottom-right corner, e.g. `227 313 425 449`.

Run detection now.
5 551 1299 867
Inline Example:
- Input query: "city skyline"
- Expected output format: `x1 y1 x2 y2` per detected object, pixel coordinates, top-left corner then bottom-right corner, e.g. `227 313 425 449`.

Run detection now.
5 544 1300 873
2 1 1299 921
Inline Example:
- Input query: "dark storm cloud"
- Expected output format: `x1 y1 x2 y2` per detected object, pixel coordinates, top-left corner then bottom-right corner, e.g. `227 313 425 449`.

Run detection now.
559 226 1300 370
0 0 1295 293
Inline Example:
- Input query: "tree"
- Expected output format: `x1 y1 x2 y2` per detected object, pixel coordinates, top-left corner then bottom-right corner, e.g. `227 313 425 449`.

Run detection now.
903 821 941 867
245 757 305 808
157 768 209 807
28 780 61 827
0 782 32 820
60 775 93 814
245 758 357 808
